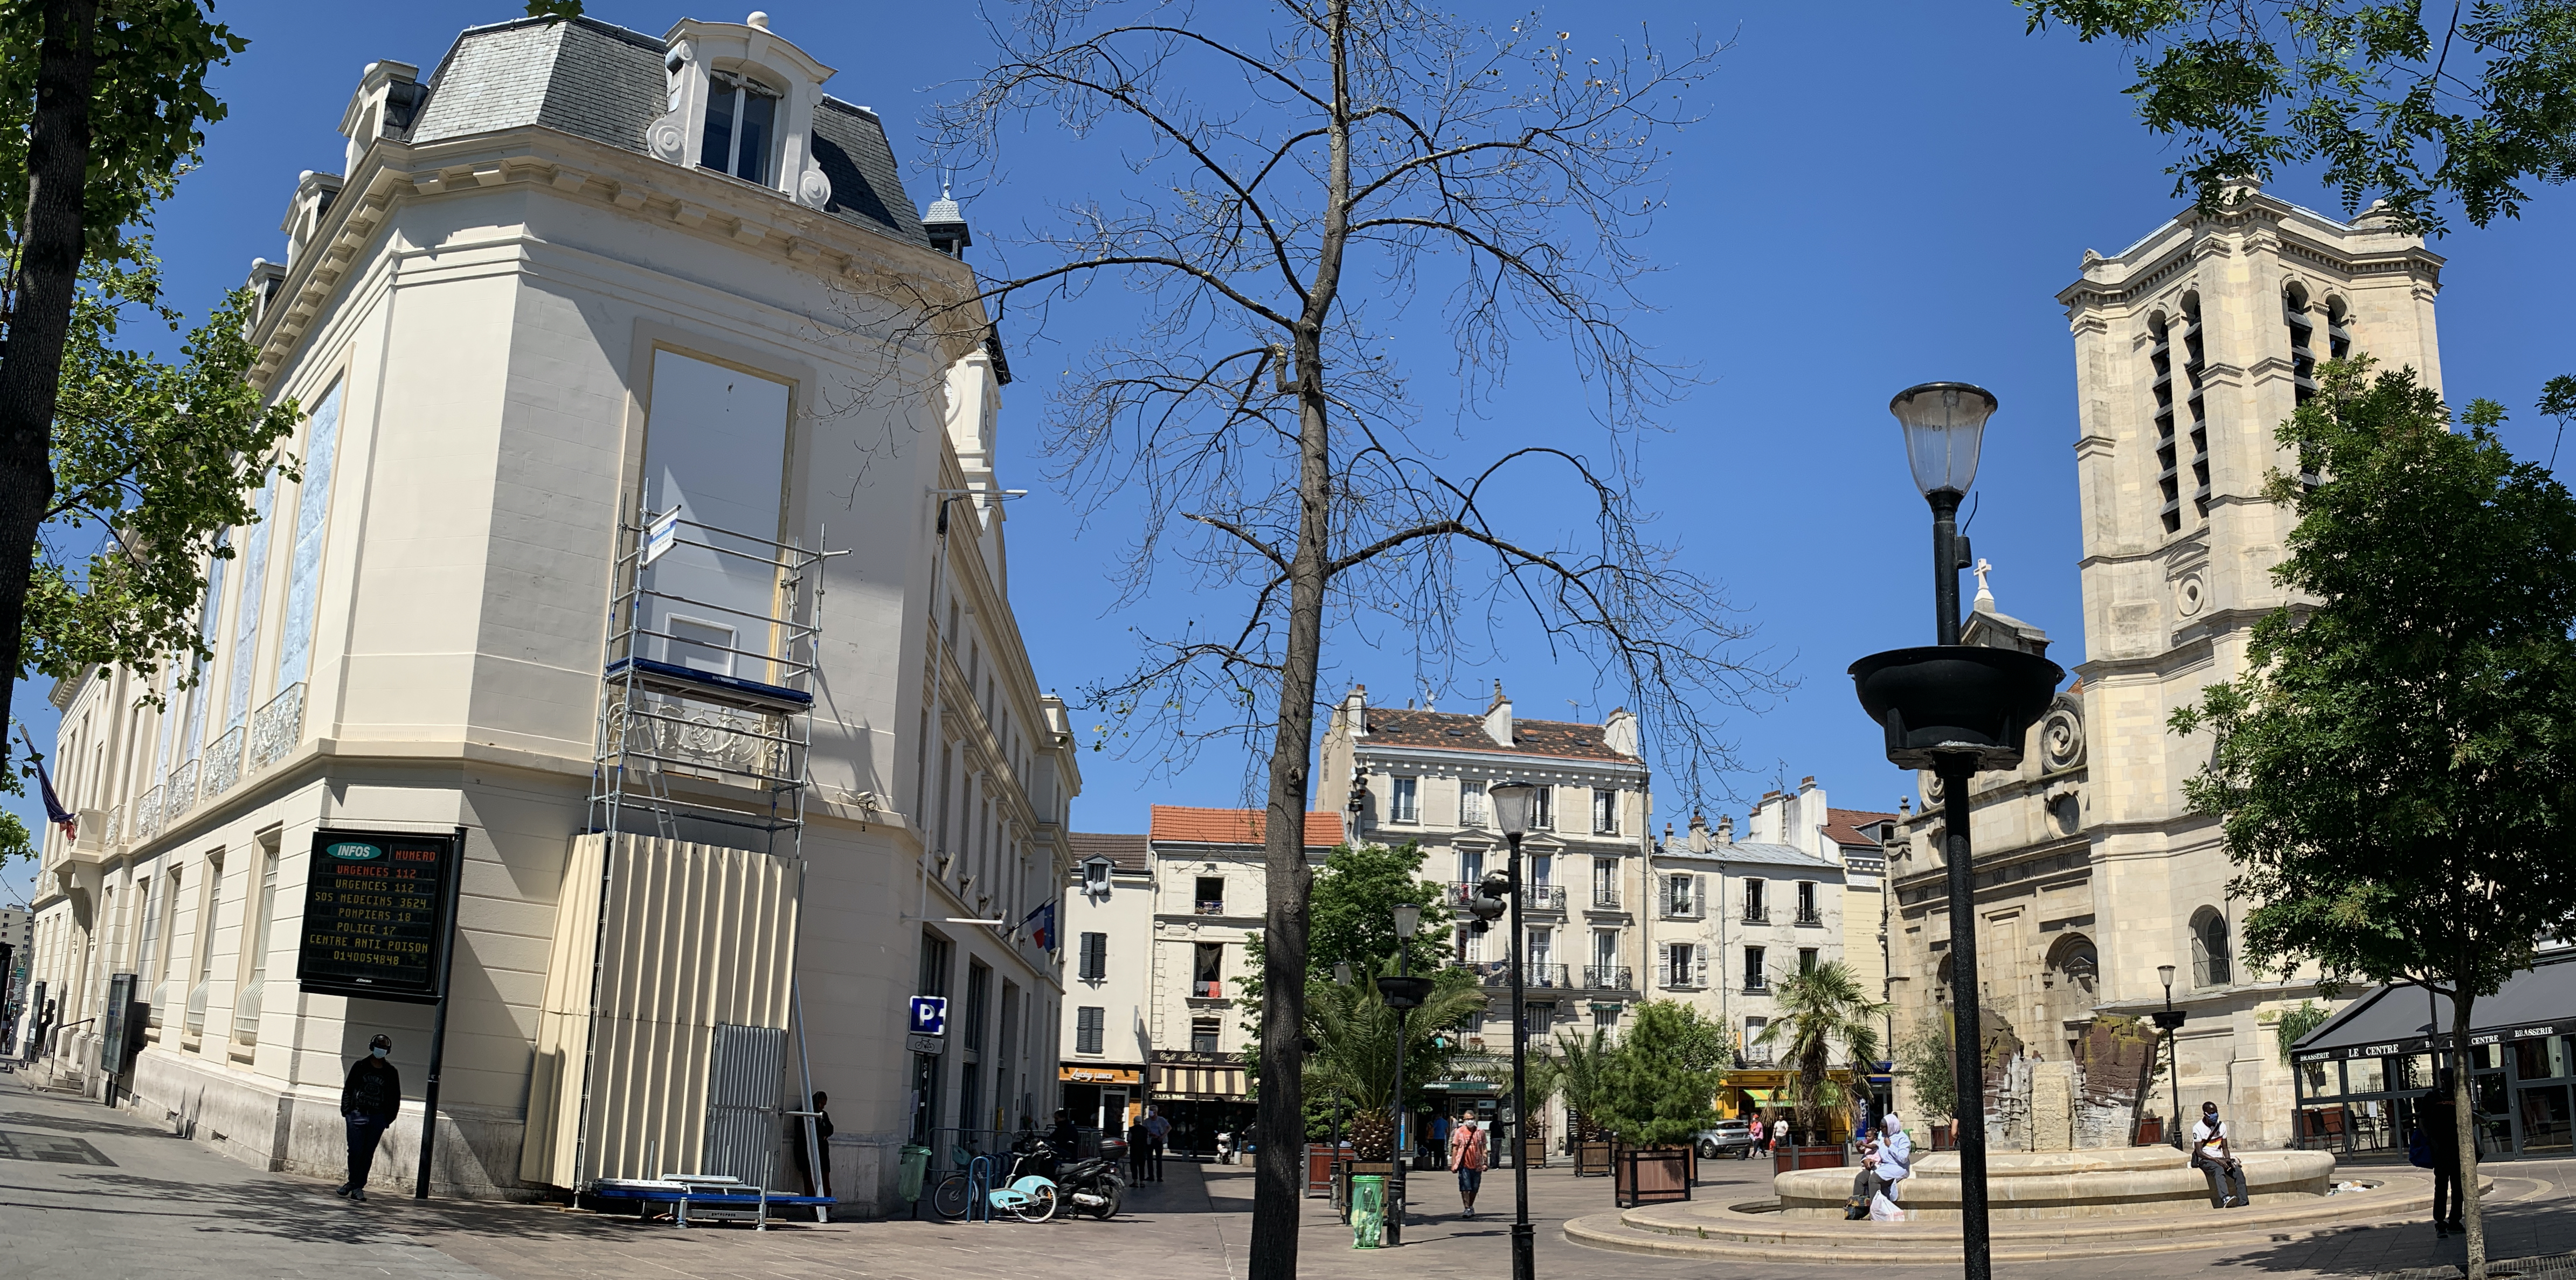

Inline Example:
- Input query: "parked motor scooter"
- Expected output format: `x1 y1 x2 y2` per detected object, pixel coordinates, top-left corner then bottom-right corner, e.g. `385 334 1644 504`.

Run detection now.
1052 1149 1127 1220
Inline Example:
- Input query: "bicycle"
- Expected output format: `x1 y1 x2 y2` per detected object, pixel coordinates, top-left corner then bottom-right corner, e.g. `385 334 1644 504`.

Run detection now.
930 1142 1059 1222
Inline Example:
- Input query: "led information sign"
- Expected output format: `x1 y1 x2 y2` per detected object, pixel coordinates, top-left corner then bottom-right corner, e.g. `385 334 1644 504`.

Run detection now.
295 828 461 1004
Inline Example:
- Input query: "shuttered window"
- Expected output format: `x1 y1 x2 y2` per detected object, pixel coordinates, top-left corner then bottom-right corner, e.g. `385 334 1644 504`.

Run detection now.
1076 1006 1105 1054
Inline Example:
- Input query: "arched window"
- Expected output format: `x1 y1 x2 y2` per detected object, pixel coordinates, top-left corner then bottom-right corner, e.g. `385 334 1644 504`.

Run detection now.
1934 952 1955 1005
2191 907 2233 987
2044 934 2099 996
2284 283 2318 406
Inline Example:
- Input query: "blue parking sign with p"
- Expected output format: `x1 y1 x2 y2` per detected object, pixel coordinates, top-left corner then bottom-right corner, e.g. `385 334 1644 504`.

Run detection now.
909 995 948 1035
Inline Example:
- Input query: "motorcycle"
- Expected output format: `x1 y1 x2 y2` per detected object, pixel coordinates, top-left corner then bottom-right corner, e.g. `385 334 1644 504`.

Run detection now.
1052 1148 1127 1220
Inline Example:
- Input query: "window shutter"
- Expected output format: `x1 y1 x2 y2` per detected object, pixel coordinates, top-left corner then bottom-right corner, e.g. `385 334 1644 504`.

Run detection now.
1692 874 1704 914
1695 943 1708 987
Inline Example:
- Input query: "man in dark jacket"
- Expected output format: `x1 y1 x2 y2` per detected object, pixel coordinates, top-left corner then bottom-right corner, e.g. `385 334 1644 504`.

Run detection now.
338 1034 401 1201
2421 1073 2464 1236
790 1091 835 1199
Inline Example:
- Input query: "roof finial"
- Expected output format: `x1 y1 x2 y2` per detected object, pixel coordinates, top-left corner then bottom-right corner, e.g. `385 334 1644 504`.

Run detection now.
1972 556 1995 613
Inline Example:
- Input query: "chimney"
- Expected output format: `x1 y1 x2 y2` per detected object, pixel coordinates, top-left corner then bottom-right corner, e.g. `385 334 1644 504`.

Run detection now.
1601 706 1639 759
1716 813 1734 844
1483 680 1513 748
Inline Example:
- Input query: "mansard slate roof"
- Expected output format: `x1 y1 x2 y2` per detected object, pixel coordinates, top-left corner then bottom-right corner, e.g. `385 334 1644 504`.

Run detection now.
1660 840 1843 872
406 15 929 248
1067 831 1149 872
1359 708 1638 764
1148 806 1345 848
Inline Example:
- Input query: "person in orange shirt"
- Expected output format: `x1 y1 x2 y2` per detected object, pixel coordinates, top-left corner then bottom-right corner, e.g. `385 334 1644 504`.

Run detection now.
1446 1110 1488 1218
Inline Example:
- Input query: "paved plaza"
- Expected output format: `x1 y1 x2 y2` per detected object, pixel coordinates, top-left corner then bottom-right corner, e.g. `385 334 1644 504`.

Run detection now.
1 1074 2571 1279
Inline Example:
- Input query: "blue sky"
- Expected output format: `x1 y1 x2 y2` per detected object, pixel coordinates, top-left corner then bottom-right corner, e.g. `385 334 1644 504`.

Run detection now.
6 2 2570 904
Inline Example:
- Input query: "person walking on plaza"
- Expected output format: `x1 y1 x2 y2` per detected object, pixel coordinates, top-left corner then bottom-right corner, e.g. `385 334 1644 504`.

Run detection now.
1430 1111 1451 1171
1448 1109 1487 1219
1125 1112 1152 1185
1772 1115 1790 1154
2191 1100 2250 1208
2420 1073 2464 1236
337 1034 401 1202
1142 1105 1169 1181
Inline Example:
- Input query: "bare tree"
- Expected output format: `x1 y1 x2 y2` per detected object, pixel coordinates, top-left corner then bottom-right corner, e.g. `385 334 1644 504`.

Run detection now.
906 4 1772 1270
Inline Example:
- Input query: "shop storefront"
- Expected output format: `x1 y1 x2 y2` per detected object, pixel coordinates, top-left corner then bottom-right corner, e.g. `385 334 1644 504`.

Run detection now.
1151 1050 1254 1154
2290 948 2575 1160
1060 1064 1146 1137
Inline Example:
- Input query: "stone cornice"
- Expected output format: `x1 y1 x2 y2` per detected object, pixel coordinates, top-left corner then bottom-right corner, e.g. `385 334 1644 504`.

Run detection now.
250 124 982 392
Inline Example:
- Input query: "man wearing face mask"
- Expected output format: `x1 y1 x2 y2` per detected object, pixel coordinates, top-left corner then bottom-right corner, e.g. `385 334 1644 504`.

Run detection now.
337 1034 402 1201
2191 1100 2249 1208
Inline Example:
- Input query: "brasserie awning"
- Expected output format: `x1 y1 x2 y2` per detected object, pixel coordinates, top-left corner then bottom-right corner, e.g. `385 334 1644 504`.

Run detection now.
2292 947 2576 1064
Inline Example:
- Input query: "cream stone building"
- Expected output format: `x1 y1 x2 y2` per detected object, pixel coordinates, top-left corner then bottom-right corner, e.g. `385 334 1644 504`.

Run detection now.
19 11 1077 1213
1887 185 2442 1149
1318 684 1653 1048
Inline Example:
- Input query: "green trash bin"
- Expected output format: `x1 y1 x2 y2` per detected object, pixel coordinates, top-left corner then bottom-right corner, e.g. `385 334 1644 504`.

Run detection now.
898 1144 932 1203
1349 1174 1387 1249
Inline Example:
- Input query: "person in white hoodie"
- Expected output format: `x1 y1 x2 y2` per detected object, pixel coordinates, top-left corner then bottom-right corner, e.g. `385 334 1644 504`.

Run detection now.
1851 1112 1912 1216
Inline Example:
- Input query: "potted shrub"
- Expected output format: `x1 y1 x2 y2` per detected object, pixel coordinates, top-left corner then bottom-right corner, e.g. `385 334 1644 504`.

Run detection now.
1588 1002 1729 1207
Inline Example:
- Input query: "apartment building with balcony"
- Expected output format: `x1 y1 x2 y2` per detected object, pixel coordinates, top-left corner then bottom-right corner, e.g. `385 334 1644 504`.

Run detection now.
18 11 1076 1214
1316 682 1652 1052
1643 811 1848 1065
1057 832 1152 1136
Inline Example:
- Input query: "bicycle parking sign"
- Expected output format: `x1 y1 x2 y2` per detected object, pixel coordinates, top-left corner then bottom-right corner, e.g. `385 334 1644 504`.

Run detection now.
909 995 948 1035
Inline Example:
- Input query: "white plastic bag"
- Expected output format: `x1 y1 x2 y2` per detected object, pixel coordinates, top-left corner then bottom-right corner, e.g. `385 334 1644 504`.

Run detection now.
1869 1191 1905 1222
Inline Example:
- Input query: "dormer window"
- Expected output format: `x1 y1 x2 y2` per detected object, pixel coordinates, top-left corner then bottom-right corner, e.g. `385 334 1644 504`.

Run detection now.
702 70 781 185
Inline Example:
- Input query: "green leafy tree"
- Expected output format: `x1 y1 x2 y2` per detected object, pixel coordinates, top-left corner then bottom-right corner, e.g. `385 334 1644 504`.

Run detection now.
2273 1000 2333 1063
31 255 299 692
1235 840 1452 1035
2019 0 2576 233
1301 959 1486 1160
2170 356 2576 1280
1551 1027 1616 1138
0 1 251 735
1754 961 1887 1141
1896 1018 1957 1121
1589 1000 1728 1147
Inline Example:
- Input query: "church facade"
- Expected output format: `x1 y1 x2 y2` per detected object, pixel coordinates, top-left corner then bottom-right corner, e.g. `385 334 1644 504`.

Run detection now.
1887 186 2445 1148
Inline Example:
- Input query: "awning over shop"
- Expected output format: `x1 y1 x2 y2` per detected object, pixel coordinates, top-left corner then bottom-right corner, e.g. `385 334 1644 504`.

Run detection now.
1730 1088 1779 1104
1151 1059 1248 1100
2293 947 2576 1064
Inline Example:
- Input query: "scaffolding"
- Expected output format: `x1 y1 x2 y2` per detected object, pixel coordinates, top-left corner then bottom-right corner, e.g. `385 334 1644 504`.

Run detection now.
588 509 826 850
556 507 832 1196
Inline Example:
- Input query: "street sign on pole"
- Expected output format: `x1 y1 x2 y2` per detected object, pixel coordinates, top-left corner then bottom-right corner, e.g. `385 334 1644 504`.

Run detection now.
909 995 948 1036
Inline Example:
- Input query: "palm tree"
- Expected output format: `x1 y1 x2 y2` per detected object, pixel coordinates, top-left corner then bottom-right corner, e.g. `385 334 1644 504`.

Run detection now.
1303 961 1488 1161
1753 961 1888 1143
1552 1027 1615 1140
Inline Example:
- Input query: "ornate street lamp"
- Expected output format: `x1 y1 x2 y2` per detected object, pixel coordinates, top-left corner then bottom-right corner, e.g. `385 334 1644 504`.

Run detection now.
1377 904 1431 1245
2154 964 2187 1149
1483 780 1539 1280
1849 382 2060 1280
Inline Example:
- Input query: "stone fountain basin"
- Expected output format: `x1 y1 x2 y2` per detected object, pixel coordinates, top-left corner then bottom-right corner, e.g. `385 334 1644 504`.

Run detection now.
1775 1146 2338 1220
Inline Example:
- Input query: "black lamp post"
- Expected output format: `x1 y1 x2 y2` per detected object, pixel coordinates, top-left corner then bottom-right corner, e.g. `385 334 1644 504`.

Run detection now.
1377 905 1431 1246
1848 381 2061 1280
1484 780 1540 1280
2153 964 2187 1148
1333 961 1356 1222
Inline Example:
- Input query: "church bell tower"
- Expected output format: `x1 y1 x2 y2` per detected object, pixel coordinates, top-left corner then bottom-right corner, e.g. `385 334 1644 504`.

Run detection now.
2057 184 2443 1134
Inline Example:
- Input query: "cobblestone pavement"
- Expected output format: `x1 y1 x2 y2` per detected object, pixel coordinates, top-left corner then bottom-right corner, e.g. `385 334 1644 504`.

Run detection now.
3 1068 2570 1280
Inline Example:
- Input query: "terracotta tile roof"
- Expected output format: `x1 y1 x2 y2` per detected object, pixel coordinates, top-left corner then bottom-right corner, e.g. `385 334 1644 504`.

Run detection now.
1358 708 1638 763
1067 831 1149 871
1148 805 1346 848
1823 807 1900 850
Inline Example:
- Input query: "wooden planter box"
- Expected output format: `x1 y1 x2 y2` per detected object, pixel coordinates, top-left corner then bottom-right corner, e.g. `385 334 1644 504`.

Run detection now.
1929 1124 1955 1151
2134 1117 2164 1146
1612 1144 1693 1208
1305 1143 1352 1196
1572 1138 1614 1177
1772 1143 1850 1175
1522 1132 1548 1170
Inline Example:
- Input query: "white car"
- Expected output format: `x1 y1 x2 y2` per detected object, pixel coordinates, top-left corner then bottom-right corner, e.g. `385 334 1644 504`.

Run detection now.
1695 1118 1758 1159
